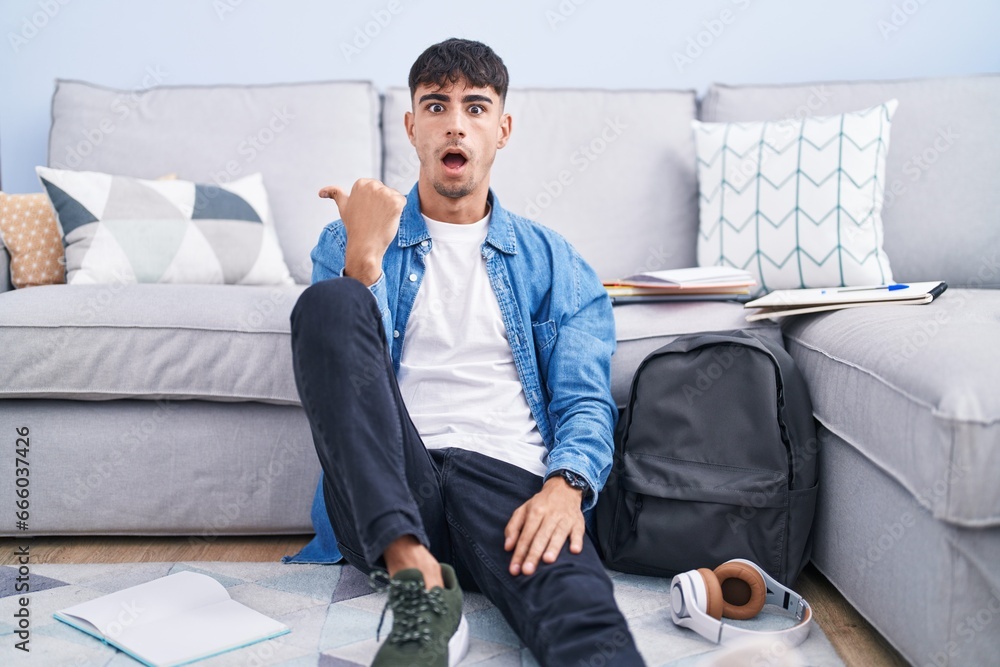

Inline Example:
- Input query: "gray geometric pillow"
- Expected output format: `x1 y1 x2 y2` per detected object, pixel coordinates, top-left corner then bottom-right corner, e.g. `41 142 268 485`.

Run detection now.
693 100 898 292
36 167 293 285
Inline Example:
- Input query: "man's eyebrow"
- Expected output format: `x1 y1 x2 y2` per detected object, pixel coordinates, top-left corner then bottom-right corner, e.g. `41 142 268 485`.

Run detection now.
417 93 494 105
462 94 493 104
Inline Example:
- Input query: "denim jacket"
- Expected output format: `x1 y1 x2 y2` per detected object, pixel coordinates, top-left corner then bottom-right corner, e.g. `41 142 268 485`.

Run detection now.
310 185 617 511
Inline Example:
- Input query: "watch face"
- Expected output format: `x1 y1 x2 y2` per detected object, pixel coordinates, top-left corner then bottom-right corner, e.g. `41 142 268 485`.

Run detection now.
561 471 587 490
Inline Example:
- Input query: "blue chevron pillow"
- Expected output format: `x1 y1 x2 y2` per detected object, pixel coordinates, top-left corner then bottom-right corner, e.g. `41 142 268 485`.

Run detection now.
36 167 294 286
693 100 898 292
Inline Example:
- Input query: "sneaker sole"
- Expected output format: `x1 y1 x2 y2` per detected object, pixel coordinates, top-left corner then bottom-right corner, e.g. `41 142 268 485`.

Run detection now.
448 615 470 667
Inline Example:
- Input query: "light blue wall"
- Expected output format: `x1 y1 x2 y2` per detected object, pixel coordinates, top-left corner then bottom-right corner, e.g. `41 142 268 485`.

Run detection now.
2 0 997 193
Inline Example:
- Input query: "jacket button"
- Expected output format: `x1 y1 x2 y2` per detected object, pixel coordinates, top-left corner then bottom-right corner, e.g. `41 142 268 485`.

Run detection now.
408 273 417 282
393 330 400 339
420 240 428 247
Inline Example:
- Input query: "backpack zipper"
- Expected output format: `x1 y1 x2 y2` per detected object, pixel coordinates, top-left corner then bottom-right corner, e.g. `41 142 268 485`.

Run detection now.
630 495 644 531
773 367 794 487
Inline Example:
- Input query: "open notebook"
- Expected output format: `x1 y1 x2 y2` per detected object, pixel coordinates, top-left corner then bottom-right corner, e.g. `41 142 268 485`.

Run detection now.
54 571 289 667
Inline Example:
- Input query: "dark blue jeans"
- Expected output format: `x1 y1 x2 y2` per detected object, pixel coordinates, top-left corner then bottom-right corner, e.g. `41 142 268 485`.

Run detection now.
290 277 645 666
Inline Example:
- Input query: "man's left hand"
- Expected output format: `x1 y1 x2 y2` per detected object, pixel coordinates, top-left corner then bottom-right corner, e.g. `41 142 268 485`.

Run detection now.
504 476 585 576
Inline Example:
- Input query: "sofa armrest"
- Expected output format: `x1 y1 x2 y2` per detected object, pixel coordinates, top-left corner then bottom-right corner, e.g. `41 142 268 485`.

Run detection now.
0 244 12 293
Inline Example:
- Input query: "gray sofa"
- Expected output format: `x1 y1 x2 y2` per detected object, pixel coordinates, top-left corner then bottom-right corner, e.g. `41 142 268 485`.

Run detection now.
1 74 998 666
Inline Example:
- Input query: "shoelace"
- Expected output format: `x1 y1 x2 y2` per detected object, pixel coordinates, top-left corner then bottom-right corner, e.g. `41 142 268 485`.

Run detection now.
369 569 447 645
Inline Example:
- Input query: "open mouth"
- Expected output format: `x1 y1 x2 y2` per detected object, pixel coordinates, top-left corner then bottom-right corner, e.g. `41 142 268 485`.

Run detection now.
440 148 468 175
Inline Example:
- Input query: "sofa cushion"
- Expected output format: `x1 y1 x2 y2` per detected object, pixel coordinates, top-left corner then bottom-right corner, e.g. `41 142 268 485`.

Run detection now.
0 191 65 288
0 283 778 410
0 283 306 404
782 289 1000 526
700 75 1000 289
382 86 700 281
48 80 382 284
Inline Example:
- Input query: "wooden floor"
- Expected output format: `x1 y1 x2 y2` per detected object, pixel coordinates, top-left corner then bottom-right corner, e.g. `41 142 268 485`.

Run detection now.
0 535 908 666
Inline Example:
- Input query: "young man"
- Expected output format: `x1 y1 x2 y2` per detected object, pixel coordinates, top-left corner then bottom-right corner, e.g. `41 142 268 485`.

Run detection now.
290 38 645 666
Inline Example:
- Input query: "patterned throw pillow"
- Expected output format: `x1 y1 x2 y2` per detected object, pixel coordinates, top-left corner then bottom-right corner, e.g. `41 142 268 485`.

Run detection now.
0 192 66 288
693 100 898 292
36 167 294 286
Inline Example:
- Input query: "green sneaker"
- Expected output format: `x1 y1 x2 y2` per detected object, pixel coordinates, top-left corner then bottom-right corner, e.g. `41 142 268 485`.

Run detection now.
369 563 469 667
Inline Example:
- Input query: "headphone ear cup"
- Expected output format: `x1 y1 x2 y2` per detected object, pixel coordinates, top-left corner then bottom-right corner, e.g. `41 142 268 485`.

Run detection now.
713 561 767 620
696 568 724 621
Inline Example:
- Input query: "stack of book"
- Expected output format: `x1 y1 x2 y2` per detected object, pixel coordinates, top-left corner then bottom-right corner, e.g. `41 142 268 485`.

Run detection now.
603 267 757 304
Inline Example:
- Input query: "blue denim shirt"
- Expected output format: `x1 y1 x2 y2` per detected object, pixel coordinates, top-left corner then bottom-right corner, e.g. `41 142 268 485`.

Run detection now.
310 185 617 511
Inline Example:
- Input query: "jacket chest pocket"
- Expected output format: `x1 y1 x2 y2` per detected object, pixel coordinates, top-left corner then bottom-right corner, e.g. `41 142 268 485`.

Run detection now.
531 319 558 372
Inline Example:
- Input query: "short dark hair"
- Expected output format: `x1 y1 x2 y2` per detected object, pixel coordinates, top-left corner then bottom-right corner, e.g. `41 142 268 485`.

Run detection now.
408 38 509 105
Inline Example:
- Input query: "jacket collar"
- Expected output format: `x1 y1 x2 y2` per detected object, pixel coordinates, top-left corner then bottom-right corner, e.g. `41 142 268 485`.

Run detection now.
397 184 517 255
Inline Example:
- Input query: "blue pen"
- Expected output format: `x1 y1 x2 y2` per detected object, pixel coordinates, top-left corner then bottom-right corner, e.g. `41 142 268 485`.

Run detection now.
837 284 909 293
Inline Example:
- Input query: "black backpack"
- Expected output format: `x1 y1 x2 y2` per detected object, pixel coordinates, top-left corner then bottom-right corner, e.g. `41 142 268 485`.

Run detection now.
594 330 819 586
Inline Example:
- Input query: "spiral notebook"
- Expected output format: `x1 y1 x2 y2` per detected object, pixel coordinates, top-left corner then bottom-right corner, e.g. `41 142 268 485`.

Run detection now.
744 281 948 321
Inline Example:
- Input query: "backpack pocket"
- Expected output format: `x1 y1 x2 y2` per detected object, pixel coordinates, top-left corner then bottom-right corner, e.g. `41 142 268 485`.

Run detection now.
606 452 789 579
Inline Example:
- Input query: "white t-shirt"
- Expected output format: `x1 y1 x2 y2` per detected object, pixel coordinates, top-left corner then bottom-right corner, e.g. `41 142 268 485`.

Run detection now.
396 208 547 477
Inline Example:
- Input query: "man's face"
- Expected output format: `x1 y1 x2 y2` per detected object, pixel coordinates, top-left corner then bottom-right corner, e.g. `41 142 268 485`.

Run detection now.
405 79 511 200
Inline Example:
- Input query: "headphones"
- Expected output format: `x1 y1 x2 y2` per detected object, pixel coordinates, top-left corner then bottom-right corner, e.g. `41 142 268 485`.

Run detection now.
670 559 813 646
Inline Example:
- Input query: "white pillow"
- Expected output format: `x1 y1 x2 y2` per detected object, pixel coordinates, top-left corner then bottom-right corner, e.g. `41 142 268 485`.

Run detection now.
693 100 898 292
36 167 293 286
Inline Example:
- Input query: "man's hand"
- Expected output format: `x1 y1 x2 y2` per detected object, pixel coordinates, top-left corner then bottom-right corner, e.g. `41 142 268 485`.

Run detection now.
319 179 406 286
504 476 586 576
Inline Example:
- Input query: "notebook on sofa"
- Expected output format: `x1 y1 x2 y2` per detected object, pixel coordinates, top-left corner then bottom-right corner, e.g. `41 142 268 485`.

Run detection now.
605 266 756 291
744 281 948 321
53 571 289 667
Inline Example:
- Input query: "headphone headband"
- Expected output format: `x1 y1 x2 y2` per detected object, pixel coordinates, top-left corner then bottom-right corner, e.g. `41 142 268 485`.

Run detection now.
669 559 812 647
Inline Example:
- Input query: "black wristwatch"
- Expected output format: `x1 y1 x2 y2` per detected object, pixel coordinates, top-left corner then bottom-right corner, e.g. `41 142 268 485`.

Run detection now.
552 469 591 499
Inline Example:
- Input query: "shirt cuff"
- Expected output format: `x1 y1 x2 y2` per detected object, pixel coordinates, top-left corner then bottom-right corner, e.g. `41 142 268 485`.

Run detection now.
338 268 385 296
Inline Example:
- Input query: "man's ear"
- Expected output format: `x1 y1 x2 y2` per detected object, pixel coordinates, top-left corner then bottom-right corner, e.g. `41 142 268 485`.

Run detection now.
496 112 512 150
404 110 416 147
